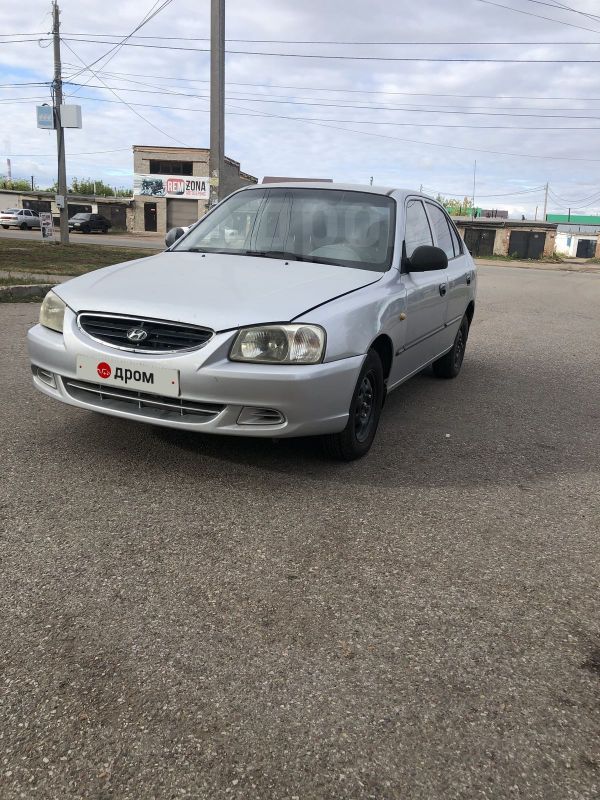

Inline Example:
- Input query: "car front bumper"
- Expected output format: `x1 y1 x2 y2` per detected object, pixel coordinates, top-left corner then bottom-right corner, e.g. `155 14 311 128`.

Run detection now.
27 311 363 437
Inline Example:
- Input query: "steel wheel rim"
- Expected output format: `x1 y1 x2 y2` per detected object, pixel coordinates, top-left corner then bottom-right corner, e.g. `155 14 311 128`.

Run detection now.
354 371 376 443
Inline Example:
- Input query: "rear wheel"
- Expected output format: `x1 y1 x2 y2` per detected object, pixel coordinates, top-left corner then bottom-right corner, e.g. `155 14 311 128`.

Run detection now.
1 225 8 229
433 315 469 379
321 349 384 461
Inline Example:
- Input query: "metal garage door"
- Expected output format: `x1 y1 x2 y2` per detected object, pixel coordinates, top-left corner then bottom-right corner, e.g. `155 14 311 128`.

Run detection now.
167 199 198 229
508 231 545 259
576 239 596 258
464 228 495 257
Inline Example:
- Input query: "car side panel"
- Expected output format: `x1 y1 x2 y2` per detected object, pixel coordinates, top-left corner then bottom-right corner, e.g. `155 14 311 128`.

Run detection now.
295 274 406 365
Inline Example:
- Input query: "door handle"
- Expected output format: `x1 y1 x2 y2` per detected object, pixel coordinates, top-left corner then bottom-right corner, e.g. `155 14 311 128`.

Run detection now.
466 274 472 285
439 283 447 297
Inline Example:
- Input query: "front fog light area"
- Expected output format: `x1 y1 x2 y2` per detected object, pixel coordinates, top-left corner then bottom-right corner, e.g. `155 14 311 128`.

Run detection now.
237 407 286 426
31 365 57 388
230 324 325 364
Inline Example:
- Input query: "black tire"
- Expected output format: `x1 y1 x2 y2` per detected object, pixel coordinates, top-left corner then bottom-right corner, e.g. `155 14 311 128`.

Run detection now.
433 314 470 379
321 349 384 461
19 222 28 230
81 224 90 234
101 226 108 234
1 225 8 229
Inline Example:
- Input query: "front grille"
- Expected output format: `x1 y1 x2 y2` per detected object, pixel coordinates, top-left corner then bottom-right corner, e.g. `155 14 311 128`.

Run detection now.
78 313 214 353
64 378 225 423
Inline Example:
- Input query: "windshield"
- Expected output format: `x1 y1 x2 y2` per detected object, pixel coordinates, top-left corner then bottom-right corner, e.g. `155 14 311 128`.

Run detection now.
172 188 396 272
4 209 19 214
72 213 89 219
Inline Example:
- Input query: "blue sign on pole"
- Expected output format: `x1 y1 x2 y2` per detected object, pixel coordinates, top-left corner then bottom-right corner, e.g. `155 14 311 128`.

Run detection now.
36 105 55 130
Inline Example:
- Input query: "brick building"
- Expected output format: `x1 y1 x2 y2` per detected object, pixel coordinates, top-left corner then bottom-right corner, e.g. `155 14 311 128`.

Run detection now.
132 145 257 234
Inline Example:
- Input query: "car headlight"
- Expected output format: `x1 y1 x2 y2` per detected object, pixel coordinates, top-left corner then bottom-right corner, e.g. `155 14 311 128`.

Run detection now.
230 324 326 364
39 290 66 333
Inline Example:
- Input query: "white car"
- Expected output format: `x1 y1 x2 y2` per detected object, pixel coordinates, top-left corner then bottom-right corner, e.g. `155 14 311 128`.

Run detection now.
1 208 41 230
29 183 476 460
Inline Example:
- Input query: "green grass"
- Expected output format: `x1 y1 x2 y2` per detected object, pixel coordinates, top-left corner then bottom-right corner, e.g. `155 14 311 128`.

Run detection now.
0 276 54 286
0 239 160 277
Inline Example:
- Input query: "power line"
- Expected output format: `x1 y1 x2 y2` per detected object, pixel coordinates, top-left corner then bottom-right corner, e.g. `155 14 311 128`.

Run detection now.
59 37 600 61
8 89 600 131
5 90 600 163
67 0 174 87
0 38 52 44
61 64 600 103
1 148 131 157
58 31 600 44
424 185 547 199
522 0 600 23
61 80 600 120
473 0 600 33
61 38 190 146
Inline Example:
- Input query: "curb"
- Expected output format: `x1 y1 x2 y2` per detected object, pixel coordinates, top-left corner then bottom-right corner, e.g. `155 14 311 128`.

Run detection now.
0 283 55 302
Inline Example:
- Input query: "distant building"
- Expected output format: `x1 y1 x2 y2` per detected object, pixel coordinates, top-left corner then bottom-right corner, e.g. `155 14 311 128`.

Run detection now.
132 145 257 234
546 213 600 225
0 187 131 231
454 218 557 259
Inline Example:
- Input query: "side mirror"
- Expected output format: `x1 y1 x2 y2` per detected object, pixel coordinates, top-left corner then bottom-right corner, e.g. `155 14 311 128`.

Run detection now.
165 227 185 248
408 245 448 272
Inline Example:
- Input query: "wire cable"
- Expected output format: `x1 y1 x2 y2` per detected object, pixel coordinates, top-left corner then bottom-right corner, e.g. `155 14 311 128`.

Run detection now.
473 0 600 33
61 38 190 146
60 38 600 62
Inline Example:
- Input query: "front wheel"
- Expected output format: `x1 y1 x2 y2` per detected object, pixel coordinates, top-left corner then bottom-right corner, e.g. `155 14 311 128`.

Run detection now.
19 222 28 230
321 349 384 461
433 315 470 379
1 225 8 229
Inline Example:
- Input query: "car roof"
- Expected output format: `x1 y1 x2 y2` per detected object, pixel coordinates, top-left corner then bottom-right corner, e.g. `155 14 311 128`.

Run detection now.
238 182 431 200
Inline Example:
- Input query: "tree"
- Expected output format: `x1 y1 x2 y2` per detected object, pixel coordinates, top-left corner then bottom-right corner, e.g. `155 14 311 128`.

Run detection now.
69 177 131 197
436 195 474 217
1 179 33 192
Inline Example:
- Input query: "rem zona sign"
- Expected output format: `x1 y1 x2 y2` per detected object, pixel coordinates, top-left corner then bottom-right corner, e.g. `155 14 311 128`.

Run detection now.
133 174 209 200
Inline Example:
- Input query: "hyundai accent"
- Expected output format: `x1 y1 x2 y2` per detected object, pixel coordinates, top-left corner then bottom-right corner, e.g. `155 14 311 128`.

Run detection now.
28 183 476 460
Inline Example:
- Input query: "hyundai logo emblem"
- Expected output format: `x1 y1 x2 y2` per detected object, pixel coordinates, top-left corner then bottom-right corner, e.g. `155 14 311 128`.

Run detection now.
126 327 148 343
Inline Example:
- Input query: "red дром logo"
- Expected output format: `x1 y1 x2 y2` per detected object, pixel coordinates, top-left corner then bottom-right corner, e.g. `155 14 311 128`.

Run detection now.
97 362 111 379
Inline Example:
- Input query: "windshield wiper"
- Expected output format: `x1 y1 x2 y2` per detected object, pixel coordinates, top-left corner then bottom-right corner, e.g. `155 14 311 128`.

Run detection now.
242 250 307 262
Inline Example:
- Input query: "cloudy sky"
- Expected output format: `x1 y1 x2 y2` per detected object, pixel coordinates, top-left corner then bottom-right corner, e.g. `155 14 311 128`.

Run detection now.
2 0 600 217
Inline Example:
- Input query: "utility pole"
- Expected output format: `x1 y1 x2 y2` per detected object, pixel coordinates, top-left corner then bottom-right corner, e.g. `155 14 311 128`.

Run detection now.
31 176 35 190
471 160 477 219
542 182 549 221
52 1 69 244
209 0 225 207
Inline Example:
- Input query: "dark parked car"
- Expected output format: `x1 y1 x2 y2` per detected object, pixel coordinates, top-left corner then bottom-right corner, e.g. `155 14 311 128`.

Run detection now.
68 213 112 234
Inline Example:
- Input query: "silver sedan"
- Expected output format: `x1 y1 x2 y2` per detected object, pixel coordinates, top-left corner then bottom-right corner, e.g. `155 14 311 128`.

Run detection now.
1 208 41 229
28 183 476 460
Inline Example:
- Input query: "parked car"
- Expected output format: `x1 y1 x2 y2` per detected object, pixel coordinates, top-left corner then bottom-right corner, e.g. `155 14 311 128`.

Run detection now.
28 183 476 460
1 208 41 230
68 212 111 234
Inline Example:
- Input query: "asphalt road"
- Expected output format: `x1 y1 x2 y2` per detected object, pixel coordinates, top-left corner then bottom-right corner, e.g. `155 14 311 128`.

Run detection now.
0 227 162 249
1 266 599 800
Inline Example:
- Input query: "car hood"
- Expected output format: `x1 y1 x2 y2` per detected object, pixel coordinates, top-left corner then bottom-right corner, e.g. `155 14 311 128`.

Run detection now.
55 251 383 331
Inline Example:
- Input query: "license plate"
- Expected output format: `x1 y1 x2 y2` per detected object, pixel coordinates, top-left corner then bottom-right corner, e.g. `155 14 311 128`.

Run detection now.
76 355 180 397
